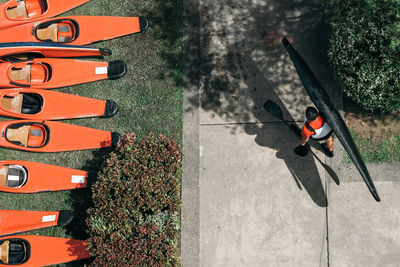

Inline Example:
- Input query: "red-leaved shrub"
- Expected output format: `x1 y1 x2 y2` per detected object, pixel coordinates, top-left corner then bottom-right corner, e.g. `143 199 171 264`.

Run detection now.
86 133 181 266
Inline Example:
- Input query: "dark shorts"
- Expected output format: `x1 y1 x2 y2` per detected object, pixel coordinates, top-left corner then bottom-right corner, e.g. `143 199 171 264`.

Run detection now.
310 130 333 141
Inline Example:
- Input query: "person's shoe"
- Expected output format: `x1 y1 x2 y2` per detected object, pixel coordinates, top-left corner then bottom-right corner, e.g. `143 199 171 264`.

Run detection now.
321 143 334 158
294 144 309 156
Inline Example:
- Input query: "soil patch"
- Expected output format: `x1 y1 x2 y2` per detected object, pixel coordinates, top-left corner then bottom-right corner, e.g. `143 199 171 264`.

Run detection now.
343 96 400 142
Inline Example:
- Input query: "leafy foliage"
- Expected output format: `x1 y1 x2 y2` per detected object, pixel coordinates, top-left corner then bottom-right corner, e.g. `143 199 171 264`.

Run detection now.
86 133 182 266
324 0 400 112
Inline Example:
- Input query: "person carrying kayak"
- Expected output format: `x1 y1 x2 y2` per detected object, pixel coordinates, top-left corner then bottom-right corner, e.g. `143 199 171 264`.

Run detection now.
295 106 334 157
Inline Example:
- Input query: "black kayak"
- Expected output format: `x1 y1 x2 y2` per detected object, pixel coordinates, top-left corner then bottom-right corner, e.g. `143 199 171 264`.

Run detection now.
282 38 380 202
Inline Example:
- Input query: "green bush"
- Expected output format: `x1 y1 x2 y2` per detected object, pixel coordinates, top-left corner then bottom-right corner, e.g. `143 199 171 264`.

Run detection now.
324 0 400 112
86 133 182 266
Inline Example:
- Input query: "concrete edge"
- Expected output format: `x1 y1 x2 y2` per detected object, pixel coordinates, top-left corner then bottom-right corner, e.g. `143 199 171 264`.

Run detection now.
182 0 200 266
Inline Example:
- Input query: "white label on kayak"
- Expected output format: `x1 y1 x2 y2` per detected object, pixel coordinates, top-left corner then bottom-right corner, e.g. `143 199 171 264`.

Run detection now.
71 175 85 184
95 67 108 75
42 215 56 222
8 175 19 181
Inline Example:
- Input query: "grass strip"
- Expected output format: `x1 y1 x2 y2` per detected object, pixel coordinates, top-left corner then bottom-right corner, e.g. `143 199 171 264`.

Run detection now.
344 131 400 163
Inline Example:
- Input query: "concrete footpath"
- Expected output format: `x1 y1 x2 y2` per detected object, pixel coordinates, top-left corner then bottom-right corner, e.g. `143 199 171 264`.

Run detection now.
182 0 400 266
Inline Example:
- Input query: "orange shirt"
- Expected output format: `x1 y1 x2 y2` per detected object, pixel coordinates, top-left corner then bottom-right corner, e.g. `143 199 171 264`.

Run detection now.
301 115 325 138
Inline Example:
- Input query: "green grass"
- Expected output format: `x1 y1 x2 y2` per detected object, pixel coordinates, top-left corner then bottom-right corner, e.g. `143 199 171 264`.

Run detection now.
0 0 183 265
344 132 400 163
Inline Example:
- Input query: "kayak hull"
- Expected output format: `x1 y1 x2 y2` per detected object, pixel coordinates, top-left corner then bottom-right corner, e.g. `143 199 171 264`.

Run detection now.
282 38 380 201
0 58 126 89
0 160 92 193
0 42 111 62
0 235 90 266
0 15 148 45
0 120 120 152
0 88 117 120
0 210 73 236
0 0 90 29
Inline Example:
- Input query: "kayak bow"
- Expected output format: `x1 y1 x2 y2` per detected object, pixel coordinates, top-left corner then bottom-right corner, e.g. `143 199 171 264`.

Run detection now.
0 235 90 266
0 42 111 63
282 37 380 202
0 15 149 45
0 160 95 193
0 88 118 120
0 58 126 89
0 120 120 152
0 0 90 29
0 210 73 236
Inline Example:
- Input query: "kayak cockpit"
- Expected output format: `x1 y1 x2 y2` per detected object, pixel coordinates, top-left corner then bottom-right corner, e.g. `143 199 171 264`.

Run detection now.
9 62 51 86
5 122 49 148
0 239 30 264
35 19 78 43
1 52 44 63
1 92 43 115
5 0 47 20
0 164 27 188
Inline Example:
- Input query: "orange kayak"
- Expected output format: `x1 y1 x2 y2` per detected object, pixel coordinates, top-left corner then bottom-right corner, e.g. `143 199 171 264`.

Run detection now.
0 235 90 266
0 120 120 152
0 0 90 29
0 210 73 236
0 42 111 62
0 160 95 193
0 15 149 45
0 88 118 120
0 58 126 89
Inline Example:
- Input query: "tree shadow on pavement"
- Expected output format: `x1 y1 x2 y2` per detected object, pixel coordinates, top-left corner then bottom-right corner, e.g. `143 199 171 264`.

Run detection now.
186 0 340 206
190 0 327 125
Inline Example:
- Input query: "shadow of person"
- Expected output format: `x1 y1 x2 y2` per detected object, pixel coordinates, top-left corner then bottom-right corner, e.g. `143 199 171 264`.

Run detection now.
242 52 328 207
245 121 327 207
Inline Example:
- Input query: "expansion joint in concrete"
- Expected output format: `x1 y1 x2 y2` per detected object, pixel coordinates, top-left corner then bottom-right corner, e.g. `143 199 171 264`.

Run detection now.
199 120 304 126
325 160 330 267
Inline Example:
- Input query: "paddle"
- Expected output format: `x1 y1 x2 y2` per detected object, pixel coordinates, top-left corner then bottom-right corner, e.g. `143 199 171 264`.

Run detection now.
264 100 340 185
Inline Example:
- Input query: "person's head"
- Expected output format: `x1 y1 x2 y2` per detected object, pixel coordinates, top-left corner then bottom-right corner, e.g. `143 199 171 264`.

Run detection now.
306 106 318 121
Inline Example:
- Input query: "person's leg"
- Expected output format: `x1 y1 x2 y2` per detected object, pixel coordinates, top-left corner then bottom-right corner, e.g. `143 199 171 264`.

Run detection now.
325 135 334 152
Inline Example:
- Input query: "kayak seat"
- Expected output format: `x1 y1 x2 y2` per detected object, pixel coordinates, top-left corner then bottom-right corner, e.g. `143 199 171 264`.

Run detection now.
7 239 27 264
25 0 46 18
7 165 27 188
30 129 42 136
36 23 58 42
5 1 28 19
1 94 23 114
27 124 46 147
10 65 31 84
36 19 76 43
6 125 30 147
10 63 47 85
0 240 10 264
58 22 74 42
0 165 8 187
21 93 43 114
59 36 72 42
30 63 47 84
59 25 70 32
